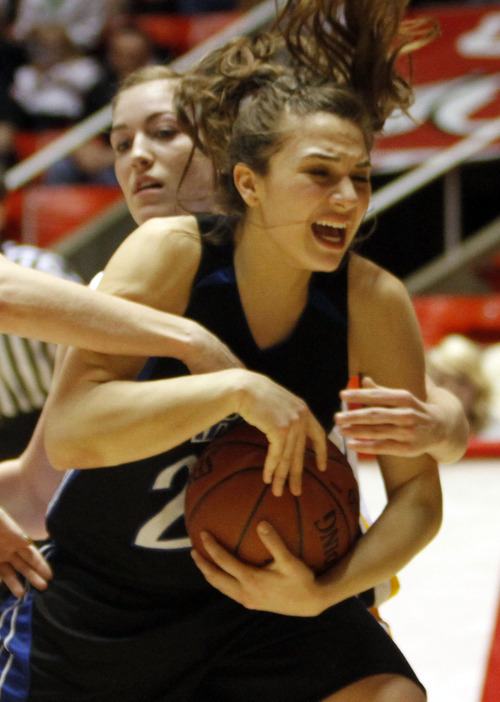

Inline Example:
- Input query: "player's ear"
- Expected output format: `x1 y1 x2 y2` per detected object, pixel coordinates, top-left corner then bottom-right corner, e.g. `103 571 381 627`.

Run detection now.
233 163 259 207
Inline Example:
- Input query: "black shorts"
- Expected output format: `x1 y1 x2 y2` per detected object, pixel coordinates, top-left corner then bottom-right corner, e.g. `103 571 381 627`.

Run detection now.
2 580 424 702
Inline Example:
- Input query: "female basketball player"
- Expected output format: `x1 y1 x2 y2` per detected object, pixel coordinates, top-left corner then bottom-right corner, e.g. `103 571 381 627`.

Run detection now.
0 41 467 630
0 2 443 699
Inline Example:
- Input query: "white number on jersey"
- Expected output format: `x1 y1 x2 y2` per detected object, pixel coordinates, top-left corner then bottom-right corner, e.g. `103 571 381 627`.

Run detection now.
134 455 197 550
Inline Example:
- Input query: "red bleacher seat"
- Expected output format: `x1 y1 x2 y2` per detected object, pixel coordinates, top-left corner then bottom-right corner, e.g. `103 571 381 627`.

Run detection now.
134 11 242 55
2 190 24 242
14 130 66 162
14 185 123 247
413 295 500 348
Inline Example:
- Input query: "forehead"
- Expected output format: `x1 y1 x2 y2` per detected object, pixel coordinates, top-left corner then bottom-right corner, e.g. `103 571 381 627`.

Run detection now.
276 111 369 165
112 79 177 126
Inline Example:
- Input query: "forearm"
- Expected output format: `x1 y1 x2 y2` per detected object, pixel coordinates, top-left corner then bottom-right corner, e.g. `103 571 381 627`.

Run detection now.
0 459 52 539
0 257 214 363
45 368 250 470
315 460 442 611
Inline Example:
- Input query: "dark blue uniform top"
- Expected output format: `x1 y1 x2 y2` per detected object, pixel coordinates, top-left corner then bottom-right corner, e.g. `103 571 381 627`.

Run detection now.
45 216 350 598
0 216 423 702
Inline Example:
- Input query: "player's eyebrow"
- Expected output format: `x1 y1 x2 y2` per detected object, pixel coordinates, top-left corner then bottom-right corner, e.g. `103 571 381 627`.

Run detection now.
110 111 176 134
302 151 371 168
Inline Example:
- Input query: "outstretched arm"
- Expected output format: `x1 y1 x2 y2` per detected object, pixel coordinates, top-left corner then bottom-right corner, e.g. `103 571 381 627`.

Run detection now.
0 252 242 373
334 374 469 464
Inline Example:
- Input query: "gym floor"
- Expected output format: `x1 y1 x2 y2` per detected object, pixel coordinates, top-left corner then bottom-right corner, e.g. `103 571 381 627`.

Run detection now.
358 458 500 702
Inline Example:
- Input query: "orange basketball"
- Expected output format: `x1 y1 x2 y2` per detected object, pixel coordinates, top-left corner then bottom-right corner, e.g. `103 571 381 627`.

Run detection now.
185 422 360 573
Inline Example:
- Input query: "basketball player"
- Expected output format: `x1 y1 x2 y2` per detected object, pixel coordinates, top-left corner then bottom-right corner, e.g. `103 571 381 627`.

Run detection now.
0 3 447 699
0 52 466 603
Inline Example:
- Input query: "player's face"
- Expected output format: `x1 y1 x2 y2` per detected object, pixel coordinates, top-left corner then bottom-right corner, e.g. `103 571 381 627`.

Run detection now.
111 79 214 224
241 111 371 273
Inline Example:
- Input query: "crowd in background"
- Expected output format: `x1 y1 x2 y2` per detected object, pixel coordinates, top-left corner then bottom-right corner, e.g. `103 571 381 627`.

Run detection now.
0 0 266 181
0 0 495 183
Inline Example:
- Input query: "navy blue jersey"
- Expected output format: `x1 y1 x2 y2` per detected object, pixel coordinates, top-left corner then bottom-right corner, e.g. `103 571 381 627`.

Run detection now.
44 216 349 597
0 216 423 701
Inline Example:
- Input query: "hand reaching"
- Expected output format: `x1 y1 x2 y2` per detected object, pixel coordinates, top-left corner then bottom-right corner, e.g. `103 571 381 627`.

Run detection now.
335 376 447 457
0 507 52 598
236 372 327 496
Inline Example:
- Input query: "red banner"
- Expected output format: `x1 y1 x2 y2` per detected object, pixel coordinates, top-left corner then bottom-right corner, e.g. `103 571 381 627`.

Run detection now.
373 3 500 171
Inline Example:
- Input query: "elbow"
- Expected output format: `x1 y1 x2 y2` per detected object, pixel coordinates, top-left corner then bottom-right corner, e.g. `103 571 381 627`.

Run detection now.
420 470 443 544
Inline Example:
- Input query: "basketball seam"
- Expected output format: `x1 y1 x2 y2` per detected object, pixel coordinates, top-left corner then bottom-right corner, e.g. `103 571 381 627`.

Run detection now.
234 480 270 559
186 465 264 523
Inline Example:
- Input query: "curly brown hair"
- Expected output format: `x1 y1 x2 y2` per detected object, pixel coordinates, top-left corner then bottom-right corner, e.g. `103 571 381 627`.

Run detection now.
175 0 438 217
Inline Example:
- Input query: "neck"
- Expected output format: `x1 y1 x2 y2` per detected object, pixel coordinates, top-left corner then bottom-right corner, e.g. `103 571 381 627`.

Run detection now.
233 220 312 350
234 219 311 304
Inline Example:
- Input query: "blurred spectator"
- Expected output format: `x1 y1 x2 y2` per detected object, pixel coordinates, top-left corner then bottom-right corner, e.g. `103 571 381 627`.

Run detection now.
0 2 27 172
9 24 103 131
481 342 500 438
11 0 126 53
46 24 160 185
85 24 161 115
426 334 492 436
127 0 257 13
0 190 81 460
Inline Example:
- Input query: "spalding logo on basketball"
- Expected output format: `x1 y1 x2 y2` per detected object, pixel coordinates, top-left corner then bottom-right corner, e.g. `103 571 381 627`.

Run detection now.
185 423 360 573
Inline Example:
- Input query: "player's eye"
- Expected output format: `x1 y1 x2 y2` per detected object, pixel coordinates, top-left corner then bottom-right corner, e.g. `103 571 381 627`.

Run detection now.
309 168 330 177
110 135 131 153
352 174 371 183
155 127 179 141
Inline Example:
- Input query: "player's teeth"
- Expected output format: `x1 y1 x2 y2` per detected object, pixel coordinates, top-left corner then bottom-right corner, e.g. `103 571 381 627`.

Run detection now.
314 221 346 228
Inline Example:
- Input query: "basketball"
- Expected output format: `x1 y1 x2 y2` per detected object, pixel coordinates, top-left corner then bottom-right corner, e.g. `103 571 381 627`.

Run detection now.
185 422 360 573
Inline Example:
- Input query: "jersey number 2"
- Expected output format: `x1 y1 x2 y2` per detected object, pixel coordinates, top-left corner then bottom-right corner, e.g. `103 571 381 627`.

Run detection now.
134 456 197 550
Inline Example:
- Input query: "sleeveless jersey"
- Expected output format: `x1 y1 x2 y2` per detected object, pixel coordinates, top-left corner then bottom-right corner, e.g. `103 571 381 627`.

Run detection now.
44 215 349 599
0 216 424 702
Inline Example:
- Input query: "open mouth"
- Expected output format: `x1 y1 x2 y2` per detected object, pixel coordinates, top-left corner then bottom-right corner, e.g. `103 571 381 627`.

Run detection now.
311 220 347 247
135 181 163 194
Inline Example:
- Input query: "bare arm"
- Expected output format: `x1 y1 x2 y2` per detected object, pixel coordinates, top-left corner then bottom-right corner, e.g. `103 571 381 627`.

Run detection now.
0 424 56 597
0 249 242 373
0 406 59 540
45 217 326 494
0 399 61 597
335 373 469 464
318 259 441 604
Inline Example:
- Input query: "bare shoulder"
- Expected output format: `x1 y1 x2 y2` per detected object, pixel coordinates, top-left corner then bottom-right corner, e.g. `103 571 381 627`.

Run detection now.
348 253 414 322
98 215 203 313
130 215 202 252
348 253 426 393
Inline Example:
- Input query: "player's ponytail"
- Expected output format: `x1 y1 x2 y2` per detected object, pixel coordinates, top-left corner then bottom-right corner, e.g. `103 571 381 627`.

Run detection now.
176 32 285 174
175 0 440 218
275 0 439 131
